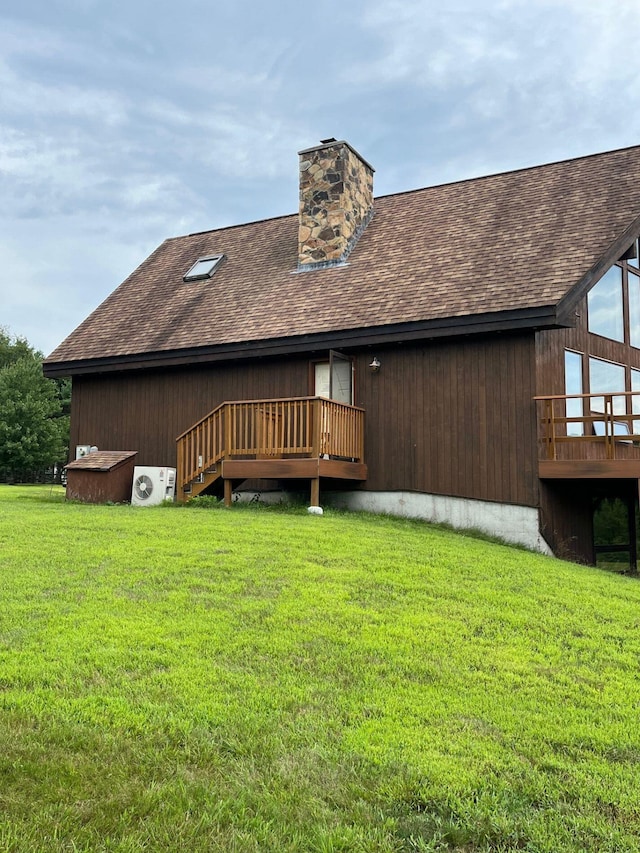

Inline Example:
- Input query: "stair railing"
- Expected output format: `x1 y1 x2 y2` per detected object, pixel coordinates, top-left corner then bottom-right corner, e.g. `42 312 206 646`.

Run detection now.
176 402 225 490
177 397 365 493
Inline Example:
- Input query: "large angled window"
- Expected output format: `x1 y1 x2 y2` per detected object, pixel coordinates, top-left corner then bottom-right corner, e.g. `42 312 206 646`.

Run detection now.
629 269 640 347
587 266 624 341
587 242 640 348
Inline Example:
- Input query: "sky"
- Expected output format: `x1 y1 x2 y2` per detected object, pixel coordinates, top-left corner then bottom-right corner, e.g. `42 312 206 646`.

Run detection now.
2 0 640 357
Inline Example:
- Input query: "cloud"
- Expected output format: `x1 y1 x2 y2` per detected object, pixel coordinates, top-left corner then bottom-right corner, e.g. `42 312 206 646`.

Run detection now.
3 0 640 356
335 0 640 195
0 64 128 126
0 214 161 357
0 18 129 125
353 0 640 105
349 3 517 87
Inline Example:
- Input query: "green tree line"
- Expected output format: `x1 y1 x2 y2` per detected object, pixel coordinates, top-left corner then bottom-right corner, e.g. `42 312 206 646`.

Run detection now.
0 328 69 482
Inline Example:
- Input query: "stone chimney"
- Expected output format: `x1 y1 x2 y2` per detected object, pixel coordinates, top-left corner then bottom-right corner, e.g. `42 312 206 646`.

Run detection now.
298 139 374 269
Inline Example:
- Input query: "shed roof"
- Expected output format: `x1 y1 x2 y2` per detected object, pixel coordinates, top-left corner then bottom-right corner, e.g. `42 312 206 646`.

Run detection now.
65 451 138 472
45 144 640 375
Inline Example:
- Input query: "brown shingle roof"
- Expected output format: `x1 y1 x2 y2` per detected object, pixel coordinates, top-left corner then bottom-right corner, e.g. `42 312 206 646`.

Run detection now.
45 144 640 370
65 450 137 471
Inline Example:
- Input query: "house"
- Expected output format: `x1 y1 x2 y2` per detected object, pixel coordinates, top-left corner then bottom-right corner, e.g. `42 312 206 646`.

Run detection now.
43 138 640 567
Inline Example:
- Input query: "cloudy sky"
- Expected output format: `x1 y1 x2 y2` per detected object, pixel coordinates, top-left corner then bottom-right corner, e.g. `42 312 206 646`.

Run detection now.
1 0 639 356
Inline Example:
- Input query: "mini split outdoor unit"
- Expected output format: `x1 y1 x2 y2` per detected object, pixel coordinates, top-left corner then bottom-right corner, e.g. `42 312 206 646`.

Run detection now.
75 444 97 459
131 466 176 506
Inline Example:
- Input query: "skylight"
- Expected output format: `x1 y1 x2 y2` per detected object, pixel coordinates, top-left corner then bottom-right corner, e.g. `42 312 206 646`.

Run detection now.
183 254 224 282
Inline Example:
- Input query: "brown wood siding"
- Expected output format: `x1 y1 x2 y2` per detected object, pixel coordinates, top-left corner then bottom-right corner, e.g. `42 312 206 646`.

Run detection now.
71 358 310 469
354 336 538 503
70 333 539 507
350 334 538 506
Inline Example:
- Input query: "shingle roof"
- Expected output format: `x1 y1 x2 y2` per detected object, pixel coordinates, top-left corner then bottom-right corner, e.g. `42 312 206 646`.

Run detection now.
45 144 640 370
64 450 137 471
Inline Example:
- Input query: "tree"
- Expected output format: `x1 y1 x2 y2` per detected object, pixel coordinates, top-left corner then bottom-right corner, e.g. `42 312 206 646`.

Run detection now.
0 329 69 482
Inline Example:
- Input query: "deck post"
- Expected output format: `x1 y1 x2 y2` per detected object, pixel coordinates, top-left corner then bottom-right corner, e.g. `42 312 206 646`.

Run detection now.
224 403 232 458
224 478 233 507
604 395 615 459
628 493 637 574
176 440 185 503
546 399 556 460
310 477 320 507
311 399 321 457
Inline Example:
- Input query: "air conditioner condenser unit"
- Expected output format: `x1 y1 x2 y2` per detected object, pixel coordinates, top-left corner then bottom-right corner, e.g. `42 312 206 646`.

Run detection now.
131 466 176 506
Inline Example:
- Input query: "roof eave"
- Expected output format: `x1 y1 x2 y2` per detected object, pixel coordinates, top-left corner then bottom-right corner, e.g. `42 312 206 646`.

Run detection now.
42 306 562 378
556 212 640 324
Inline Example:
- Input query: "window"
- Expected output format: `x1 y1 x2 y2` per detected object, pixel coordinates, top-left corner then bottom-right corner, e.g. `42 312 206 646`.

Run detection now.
564 350 584 435
588 266 624 341
629 270 640 347
183 254 224 282
589 356 626 415
587 244 640 347
632 369 640 432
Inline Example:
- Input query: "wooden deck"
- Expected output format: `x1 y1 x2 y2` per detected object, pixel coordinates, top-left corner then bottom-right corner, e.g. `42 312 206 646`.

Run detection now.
535 391 640 479
176 397 367 504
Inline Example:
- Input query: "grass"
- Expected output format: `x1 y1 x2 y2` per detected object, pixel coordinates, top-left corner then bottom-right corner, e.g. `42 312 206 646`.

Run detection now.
1 485 640 851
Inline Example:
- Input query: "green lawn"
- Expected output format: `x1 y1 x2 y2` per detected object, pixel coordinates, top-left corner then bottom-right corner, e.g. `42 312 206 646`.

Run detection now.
0 485 639 852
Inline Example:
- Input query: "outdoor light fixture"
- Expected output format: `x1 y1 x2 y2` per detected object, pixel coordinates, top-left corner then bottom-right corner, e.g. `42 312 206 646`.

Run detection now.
369 357 381 372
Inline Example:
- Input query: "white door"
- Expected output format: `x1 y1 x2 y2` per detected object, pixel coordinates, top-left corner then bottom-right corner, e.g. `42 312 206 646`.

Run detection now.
314 351 353 404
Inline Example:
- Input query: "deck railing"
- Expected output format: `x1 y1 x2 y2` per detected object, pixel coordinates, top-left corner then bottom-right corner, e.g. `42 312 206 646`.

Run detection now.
176 397 365 490
535 391 640 460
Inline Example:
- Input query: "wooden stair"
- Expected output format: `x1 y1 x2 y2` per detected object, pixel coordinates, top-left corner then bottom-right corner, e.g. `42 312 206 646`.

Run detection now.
176 397 367 505
181 466 222 500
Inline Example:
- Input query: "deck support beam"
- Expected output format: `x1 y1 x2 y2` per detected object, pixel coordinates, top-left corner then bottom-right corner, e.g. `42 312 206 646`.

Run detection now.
539 459 640 478
224 478 232 507
310 477 320 507
629 493 638 572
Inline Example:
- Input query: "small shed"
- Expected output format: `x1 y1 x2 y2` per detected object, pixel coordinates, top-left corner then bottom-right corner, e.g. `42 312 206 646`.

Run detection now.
65 451 138 504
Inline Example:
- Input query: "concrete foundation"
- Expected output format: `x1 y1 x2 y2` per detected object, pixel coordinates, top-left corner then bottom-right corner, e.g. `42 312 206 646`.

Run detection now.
323 490 553 555
233 487 553 554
